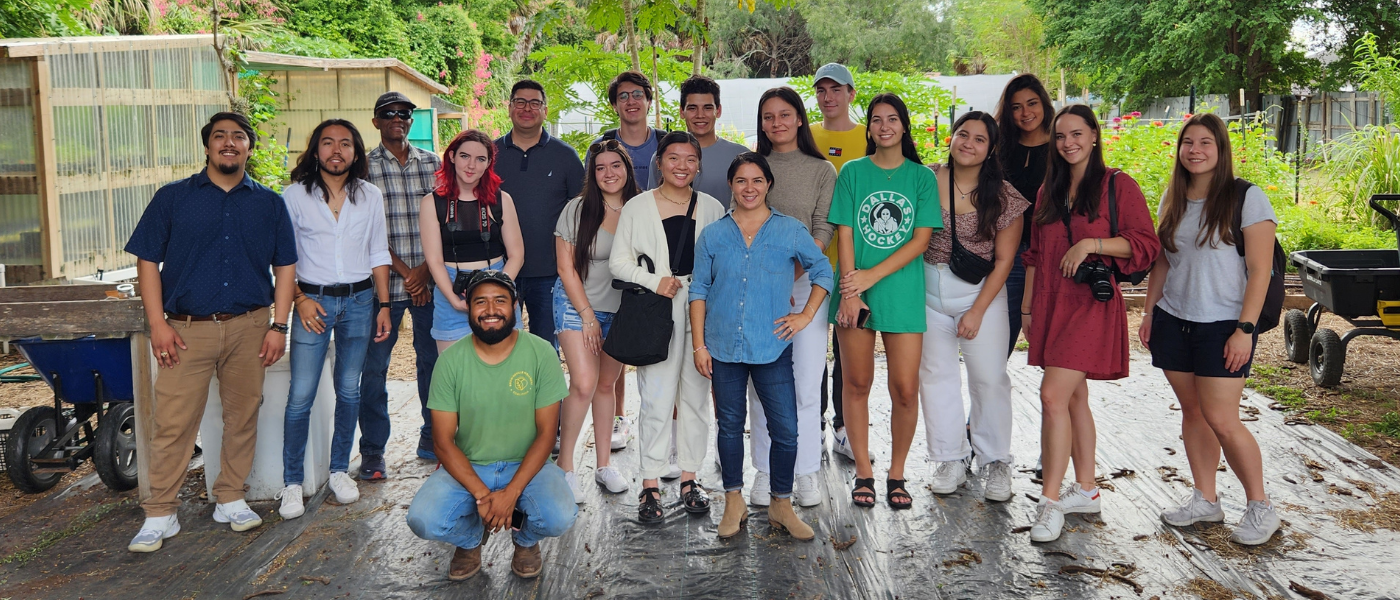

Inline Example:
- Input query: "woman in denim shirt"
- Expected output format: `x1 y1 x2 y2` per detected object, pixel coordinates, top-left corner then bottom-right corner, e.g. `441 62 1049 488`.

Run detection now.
689 153 832 541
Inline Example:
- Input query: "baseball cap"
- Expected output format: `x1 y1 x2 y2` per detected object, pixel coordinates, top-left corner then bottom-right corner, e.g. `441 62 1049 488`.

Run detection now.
374 91 417 113
813 63 855 88
463 270 518 303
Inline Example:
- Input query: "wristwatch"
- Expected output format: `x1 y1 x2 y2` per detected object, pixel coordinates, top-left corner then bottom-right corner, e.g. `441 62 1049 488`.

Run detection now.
1237 321 1256 334
270 322 290 334
377 299 390 311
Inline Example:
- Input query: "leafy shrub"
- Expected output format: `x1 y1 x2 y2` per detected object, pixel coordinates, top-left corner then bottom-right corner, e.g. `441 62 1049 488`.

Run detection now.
1323 126 1400 226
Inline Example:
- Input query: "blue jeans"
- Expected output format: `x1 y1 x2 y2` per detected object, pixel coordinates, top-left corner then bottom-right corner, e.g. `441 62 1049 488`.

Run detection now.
359 298 438 457
517 275 559 348
1005 244 1028 357
284 288 375 484
551 278 614 336
406 462 578 549
712 346 798 497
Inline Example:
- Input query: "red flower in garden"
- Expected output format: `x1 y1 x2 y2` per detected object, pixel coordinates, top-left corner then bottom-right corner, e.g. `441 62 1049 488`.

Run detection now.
1162 140 1172 146
1111 135 1121 141
943 136 951 144
1183 113 1193 119
1152 121 1164 127
926 126 937 132
924 142 934 148
1112 117 1122 123
1130 111 1142 118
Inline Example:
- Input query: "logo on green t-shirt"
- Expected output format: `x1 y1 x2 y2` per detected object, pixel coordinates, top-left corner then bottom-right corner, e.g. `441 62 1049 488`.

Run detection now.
509 371 534 396
858 191 915 249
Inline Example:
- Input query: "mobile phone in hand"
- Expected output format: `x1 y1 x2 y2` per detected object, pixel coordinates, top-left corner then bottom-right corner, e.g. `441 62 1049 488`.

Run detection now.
856 308 871 329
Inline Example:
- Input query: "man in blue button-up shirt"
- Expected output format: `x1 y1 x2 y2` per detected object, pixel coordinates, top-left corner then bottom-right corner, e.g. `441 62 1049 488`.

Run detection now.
123 111 298 553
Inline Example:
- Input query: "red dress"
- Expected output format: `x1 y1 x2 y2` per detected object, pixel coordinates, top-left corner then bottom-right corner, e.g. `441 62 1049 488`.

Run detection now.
1022 170 1161 380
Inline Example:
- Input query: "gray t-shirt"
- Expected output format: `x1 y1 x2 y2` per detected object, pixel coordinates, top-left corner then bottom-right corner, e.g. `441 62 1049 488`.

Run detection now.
590 129 660 191
648 138 750 208
554 197 623 313
1157 185 1276 323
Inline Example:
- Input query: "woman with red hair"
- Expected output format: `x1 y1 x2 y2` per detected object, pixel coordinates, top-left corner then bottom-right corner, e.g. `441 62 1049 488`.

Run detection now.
420 129 526 350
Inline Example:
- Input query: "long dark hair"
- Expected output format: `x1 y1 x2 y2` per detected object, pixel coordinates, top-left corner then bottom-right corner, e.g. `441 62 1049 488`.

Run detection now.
573 140 640 280
946 111 1005 242
994 73 1054 160
756 87 824 161
1033 105 1106 226
655 131 702 186
1159 113 1238 253
435 129 502 206
290 119 369 203
864 93 922 164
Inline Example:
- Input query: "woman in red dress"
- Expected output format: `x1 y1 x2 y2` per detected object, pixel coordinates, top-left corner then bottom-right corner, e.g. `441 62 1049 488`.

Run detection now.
1020 105 1160 543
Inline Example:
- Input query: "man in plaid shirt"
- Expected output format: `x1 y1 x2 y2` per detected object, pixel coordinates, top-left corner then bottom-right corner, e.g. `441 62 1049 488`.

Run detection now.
359 91 443 477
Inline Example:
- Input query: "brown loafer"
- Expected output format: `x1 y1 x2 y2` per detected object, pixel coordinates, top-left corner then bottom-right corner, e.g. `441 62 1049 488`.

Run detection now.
449 545 482 580
511 541 543 578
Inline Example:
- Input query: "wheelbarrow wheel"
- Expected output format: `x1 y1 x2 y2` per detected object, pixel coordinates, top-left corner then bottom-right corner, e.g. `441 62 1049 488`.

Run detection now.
1283 309 1311 364
4 406 64 493
94 402 138 491
1309 328 1345 388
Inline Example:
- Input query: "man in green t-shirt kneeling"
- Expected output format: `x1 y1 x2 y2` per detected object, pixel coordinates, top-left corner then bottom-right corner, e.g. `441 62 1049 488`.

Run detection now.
406 270 575 581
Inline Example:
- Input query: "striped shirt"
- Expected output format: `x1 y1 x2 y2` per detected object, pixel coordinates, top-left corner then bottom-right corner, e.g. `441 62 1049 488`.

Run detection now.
367 144 442 301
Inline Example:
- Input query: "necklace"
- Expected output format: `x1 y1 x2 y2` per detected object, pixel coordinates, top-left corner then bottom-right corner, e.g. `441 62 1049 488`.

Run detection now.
603 199 623 212
954 182 977 202
657 187 689 206
880 162 901 180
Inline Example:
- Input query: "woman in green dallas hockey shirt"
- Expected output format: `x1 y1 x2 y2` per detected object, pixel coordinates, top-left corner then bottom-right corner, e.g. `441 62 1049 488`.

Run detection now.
829 93 942 510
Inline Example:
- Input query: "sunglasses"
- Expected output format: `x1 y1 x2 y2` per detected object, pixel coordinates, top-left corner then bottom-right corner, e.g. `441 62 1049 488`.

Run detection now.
377 109 413 121
588 139 625 154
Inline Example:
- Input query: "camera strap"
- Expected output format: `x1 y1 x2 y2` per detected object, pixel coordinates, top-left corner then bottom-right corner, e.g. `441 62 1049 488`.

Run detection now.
1059 170 1119 255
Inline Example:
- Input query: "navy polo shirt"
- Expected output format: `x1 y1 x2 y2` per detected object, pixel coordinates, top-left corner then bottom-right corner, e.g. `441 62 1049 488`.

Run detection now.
124 170 298 316
493 130 585 278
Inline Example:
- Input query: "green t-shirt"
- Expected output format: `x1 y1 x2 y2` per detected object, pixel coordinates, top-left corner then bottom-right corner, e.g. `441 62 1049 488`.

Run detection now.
426 333 567 465
827 157 942 333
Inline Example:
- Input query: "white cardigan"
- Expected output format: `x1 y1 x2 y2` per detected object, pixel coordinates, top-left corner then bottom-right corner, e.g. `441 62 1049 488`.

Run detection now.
610 189 726 293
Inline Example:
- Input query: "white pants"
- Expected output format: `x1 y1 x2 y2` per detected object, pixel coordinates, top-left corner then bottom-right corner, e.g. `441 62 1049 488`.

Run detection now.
636 277 712 480
918 263 1013 467
749 274 829 476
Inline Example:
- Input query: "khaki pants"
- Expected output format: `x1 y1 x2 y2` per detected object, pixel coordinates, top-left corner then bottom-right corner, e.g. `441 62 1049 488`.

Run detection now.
142 311 269 517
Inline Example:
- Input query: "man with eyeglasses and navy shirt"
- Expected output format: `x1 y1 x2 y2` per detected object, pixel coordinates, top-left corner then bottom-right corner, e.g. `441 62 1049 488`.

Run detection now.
493 80 586 349
360 91 443 472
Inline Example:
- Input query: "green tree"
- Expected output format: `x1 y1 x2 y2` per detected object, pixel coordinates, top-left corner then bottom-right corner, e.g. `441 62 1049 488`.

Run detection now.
947 0 1053 76
705 0 812 77
797 0 953 73
284 0 412 63
1316 0 1400 90
1 0 91 37
1032 0 1318 112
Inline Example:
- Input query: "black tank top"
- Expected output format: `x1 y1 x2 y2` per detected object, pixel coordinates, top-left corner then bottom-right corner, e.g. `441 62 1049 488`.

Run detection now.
435 193 506 263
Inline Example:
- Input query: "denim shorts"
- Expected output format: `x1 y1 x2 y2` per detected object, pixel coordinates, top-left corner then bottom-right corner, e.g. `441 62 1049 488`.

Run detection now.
431 260 522 342
1149 309 1256 378
552 279 614 337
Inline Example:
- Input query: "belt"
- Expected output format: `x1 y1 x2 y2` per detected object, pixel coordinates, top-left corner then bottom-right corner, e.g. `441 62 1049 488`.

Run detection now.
167 307 267 323
298 277 374 297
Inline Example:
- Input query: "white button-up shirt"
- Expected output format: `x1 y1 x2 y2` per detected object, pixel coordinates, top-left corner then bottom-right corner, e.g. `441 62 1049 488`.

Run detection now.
283 179 392 286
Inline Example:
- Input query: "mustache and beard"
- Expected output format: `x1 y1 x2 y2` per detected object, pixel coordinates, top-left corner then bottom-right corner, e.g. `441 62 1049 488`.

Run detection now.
469 306 517 345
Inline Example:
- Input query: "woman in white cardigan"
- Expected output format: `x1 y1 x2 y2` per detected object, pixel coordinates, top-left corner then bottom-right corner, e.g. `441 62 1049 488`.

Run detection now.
610 131 726 524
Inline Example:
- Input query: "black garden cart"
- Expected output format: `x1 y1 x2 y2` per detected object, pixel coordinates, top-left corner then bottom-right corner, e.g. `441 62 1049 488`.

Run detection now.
1283 195 1400 387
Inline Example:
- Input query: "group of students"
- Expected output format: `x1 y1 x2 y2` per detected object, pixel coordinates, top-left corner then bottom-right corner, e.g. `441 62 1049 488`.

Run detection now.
120 60 1282 571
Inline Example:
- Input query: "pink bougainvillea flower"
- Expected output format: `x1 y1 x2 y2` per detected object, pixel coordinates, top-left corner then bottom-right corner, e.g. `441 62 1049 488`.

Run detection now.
417 11 425 20
439 70 448 79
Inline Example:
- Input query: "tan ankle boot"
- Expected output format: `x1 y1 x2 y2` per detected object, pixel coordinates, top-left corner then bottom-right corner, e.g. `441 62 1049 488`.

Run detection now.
768 496 815 540
718 491 748 538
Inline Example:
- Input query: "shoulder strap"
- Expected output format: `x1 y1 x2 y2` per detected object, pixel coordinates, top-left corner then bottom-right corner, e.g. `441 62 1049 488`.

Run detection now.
1232 177 1253 257
1106 170 1120 238
671 191 698 274
602 129 619 141
653 128 666 144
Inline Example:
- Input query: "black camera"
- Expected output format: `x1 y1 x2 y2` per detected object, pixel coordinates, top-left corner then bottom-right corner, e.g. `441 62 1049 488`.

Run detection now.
452 269 472 297
1073 260 1116 302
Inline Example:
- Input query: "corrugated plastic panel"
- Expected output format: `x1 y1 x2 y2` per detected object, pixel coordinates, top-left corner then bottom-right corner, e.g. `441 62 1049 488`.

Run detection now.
153 47 192 90
102 50 150 89
54 105 103 176
155 104 198 166
286 71 340 110
0 193 42 264
49 51 97 89
106 104 153 171
112 183 156 256
338 70 383 110
193 46 223 91
59 189 108 264
0 58 36 176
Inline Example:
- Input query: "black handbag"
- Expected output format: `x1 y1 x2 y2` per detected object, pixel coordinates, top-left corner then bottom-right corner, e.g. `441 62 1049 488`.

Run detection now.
945 162 996 284
602 191 697 366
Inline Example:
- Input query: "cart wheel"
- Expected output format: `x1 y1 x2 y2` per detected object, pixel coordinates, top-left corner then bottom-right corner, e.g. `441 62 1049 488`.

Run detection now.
1284 309 1312 364
93 402 138 491
1309 328 1345 388
3 406 64 493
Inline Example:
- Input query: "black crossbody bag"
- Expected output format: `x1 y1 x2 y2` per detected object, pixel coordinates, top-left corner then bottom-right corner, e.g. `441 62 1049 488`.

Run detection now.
942 161 996 283
603 191 697 366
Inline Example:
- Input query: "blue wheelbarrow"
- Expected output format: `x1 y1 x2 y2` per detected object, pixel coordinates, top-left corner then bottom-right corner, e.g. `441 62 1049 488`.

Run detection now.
3 336 138 493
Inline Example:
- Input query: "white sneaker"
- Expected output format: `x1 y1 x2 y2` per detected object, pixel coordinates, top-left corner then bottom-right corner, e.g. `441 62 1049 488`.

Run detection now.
1161 489 1226 527
793 473 822 507
750 471 772 507
610 417 629 451
277 484 305 519
128 515 180 553
1057 482 1102 514
1230 500 1281 545
213 499 263 532
328 471 360 505
564 471 583 504
663 447 682 480
929 460 967 495
594 466 629 493
981 461 1013 502
832 427 855 461
1029 497 1065 543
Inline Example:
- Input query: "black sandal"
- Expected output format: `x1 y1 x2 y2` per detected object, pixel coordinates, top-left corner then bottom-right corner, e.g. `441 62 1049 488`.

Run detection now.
680 480 710 514
851 477 876 508
886 478 912 510
638 487 664 523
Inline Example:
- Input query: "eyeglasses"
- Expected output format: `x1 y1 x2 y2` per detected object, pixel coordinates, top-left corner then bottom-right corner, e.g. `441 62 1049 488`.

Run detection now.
377 109 413 121
510 98 545 110
615 90 649 102
588 139 624 154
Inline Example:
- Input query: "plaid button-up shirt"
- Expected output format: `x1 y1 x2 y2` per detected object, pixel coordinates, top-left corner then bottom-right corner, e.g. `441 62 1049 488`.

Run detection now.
367 144 442 301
